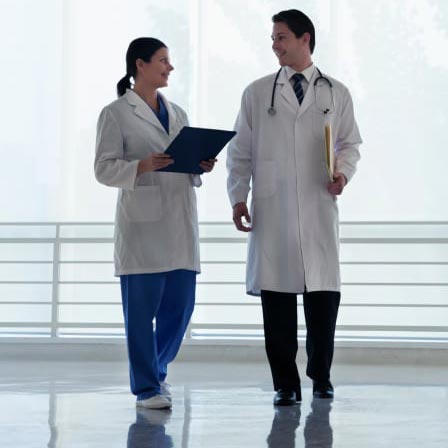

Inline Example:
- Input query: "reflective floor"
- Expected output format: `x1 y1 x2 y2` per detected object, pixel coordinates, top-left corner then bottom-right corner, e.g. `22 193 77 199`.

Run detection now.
0 359 447 447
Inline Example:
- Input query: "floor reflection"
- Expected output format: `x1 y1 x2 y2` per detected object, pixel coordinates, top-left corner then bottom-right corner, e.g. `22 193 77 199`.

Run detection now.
127 408 174 448
265 399 333 448
304 399 333 448
266 405 301 447
1 360 445 448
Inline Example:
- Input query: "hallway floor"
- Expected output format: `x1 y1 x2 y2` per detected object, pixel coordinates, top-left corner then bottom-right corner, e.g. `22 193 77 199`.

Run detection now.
0 359 447 447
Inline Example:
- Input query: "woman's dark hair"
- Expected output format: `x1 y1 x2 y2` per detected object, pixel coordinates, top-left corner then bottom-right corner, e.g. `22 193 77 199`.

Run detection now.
116 37 167 97
272 9 315 54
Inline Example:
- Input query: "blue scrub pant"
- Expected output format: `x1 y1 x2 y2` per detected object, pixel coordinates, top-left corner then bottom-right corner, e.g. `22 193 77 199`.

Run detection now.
120 269 196 400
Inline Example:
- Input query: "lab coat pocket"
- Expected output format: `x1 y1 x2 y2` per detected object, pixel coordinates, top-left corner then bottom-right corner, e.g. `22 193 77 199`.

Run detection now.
122 185 163 222
312 110 332 141
252 161 277 199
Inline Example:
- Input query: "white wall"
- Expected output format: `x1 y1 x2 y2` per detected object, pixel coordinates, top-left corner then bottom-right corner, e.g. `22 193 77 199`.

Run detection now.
1 0 447 222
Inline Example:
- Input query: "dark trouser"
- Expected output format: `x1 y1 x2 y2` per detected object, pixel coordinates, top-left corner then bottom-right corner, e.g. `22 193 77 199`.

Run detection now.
261 290 340 391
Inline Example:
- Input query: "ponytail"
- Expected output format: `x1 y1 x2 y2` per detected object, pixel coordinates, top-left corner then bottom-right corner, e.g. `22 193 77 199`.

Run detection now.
116 74 131 97
117 38 167 97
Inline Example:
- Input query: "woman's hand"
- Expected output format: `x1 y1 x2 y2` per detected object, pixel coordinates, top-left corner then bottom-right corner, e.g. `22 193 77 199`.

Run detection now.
137 153 174 175
200 158 217 173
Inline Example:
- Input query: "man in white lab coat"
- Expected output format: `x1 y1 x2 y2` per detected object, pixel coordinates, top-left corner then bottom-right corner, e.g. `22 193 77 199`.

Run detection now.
227 9 362 406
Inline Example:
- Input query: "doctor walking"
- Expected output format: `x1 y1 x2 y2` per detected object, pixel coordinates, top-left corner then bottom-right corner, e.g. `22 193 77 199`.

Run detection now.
95 37 215 409
227 10 362 406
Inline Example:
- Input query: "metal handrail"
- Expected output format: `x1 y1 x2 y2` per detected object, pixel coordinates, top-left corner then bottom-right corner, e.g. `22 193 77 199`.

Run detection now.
1 221 448 341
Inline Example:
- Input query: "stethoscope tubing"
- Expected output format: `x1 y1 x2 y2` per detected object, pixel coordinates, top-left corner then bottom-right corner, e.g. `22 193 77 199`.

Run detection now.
268 67 333 116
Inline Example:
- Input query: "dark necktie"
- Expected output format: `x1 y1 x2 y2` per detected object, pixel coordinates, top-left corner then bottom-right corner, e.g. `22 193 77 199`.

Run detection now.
292 73 305 105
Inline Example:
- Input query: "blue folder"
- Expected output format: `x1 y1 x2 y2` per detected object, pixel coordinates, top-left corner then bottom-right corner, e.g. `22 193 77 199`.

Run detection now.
157 126 236 174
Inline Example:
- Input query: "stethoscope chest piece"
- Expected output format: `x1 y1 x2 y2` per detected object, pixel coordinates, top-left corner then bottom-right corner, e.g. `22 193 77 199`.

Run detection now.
267 107 276 116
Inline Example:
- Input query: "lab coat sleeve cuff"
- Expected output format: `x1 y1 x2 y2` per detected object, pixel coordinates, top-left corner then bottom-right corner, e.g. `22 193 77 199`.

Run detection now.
335 162 355 183
191 174 202 187
230 193 249 208
129 160 140 190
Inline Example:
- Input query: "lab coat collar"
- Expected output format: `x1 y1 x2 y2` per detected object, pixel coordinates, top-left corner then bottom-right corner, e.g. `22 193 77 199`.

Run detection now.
124 89 177 135
284 63 315 84
277 65 318 116
278 68 298 111
297 66 318 118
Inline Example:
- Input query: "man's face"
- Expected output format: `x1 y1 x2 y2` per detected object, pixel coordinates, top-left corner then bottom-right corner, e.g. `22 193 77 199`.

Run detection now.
271 22 310 67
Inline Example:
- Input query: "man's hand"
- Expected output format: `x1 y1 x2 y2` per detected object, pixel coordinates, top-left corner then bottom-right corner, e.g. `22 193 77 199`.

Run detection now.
327 172 347 196
233 202 252 232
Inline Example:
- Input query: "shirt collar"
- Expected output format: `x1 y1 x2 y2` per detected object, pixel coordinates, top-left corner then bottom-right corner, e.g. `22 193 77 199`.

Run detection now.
285 63 315 83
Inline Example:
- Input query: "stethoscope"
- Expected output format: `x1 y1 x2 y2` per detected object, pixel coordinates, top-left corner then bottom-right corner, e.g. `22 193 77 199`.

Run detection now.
267 67 334 116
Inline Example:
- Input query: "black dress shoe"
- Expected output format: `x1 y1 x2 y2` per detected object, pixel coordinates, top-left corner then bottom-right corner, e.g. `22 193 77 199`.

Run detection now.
312 381 334 399
273 389 301 406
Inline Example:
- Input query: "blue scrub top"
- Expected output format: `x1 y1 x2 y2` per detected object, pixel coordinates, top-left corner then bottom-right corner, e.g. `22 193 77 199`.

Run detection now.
150 94 169 134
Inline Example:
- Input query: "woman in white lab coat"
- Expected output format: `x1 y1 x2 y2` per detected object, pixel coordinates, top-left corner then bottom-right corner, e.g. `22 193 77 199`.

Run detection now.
95 38 215 409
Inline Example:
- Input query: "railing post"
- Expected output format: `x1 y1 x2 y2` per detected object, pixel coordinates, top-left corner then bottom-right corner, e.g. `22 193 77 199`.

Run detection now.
185 322 192 340
50 224 61 338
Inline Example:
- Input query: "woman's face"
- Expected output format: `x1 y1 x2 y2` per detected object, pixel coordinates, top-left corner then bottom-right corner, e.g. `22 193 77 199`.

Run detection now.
136 47 174 88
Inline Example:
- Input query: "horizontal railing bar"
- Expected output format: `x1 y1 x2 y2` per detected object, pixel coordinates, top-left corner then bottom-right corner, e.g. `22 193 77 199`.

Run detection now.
0 301 444 309
197 282 246 285
1 221 447 341
336 303 448 308
340 239 448 244
339 221 448 225
53 281 448 286
57 302 122 305
0 239 58 243
2 238 448 244
0 261 53 264
1 322 448 332
0 239 114 244
0 322 123 328
0 302 51 305
200 238 448 244
1 260 448 266
341 282 448 286
0 281 52 284
332 335 448 341
194 303 448 308
58 329 126 336
340 262 448 266
55 261 237 264
2 334 448 342
36 301 428 308
1 221 448 226
0 222 106 226
189 324 448 332
0 323 52 327
2 280 446 287
58 281 119 285
198 221 448 226
0 333 51 337
188 324 448 332
59 261 113 264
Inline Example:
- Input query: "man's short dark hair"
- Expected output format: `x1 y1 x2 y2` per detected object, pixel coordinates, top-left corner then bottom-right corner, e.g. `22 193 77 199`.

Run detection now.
272 9 315 54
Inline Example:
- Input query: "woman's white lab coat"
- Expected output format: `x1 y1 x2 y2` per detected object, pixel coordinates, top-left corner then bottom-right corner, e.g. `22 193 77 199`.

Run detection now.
95 89 201 276
227 68 362 295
